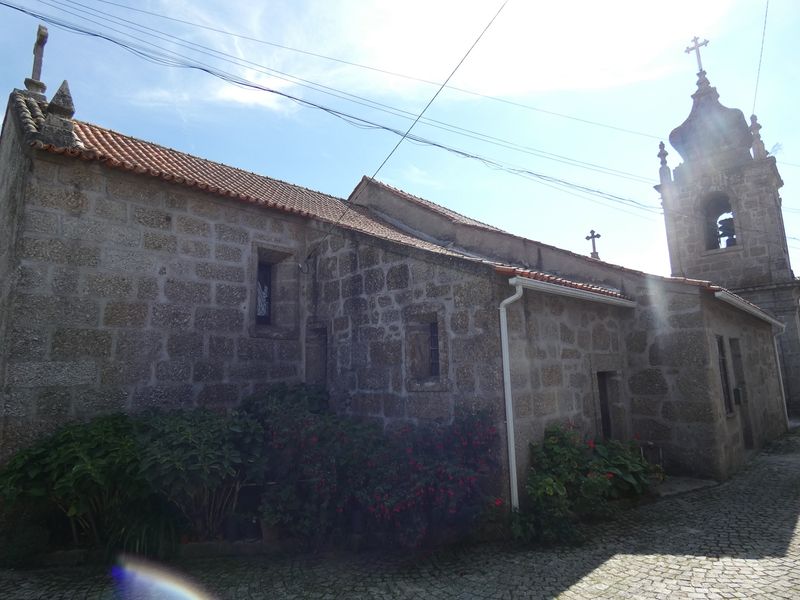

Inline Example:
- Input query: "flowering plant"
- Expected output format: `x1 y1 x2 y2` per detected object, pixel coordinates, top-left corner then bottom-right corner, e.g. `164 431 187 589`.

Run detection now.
517 425 656 544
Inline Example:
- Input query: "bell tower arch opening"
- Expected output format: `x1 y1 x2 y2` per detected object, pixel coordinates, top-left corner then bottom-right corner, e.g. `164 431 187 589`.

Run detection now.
703 192 736 250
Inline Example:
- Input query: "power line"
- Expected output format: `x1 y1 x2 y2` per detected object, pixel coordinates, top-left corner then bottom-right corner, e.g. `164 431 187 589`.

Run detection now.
83 0 662 141
752 0 770 115
309 0 511 257
33 0 654 185
1 0 663 217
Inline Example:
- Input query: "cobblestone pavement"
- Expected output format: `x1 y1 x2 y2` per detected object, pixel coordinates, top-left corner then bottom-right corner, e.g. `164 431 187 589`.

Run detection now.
3 431 800 599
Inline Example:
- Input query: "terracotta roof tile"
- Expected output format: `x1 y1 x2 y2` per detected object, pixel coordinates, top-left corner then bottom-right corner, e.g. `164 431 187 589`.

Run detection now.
365 178 506 232
494 265 629 300
6 89 749 308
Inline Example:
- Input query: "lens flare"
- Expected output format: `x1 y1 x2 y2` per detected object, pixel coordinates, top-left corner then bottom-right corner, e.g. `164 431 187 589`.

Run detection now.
112 555 214 600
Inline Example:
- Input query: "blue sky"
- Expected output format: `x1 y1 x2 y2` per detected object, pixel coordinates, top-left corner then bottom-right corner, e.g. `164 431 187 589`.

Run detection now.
1 0 798 276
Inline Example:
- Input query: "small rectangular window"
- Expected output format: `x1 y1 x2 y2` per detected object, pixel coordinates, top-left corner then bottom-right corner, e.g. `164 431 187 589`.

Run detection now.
256 261 272 325
429 321 440 377
717 336 734 415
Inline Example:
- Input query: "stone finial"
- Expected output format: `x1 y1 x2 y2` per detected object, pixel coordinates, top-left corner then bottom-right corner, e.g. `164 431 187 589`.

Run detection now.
24 25 49 97
48 80 75 118
750 114 767 160
658 142 672 186
39 80 80 148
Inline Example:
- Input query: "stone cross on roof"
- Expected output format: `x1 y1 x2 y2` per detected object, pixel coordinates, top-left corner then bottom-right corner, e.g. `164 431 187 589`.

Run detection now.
24 25 49 97
585 229 601 260
685 36 709 73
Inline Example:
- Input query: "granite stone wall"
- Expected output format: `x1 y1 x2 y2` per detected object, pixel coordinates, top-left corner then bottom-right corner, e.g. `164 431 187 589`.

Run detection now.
310 231 505 426
1 152 309 459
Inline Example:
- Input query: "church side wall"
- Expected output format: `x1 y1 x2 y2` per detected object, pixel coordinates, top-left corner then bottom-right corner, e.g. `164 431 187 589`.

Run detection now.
735 284 800 416
618 278 727 479
505 291 628 490
0 107 34 456
1 153 309 461
700 295 787 464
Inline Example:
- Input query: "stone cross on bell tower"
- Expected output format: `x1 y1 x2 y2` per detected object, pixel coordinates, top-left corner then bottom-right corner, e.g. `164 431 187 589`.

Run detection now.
657 35 800 416
684 36 709 73
24 25 49 98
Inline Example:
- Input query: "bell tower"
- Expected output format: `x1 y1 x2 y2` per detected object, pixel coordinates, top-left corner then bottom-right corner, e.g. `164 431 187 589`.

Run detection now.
657 39 800 414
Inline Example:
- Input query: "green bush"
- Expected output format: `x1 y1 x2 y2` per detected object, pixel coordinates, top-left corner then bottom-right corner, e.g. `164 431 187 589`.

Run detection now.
0 385 501 557
137 409 264 541
0 414 160 554
515 425 656 544
242 385 499 548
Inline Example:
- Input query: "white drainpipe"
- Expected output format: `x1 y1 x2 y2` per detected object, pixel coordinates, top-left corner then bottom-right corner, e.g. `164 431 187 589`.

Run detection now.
499 284 524 510
772 332 790 431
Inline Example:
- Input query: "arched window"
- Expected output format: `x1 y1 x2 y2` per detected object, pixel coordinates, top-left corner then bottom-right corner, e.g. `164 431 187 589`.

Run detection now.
704 192 736 250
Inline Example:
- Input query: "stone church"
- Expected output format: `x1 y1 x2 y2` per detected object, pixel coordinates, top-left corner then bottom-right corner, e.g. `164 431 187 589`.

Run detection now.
0 31 792 504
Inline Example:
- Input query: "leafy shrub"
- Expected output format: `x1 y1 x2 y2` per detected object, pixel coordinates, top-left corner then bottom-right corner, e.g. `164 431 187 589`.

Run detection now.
137 409 264 541
516 425 656 544
242 385 499 548
0 414 173 557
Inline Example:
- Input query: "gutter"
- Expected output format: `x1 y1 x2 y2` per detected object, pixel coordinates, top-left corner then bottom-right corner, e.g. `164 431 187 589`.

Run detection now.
713 290 785 330
508 276 636 308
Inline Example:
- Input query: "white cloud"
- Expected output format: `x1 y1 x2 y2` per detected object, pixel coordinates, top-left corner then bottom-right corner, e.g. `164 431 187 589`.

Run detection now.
136 0 737 113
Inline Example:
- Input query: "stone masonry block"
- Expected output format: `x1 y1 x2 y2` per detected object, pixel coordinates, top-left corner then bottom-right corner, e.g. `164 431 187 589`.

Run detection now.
386 264 410 290
164 279 211 304
86 273 134 298
23 209 60 234
8 328 48 360
628 369 669 395
152 304 193 329
197 384 239 406
16 264 47 291
209 336 234 358
13 294 100 327
144 232 178 253
167 333 204 357
216 284 248 306
116 331 163 361
63 217 140 247
101 249 159 274
100 360 152 385
363 268 385 294
194 361 224 382
27 183 88 214
342 274 363 298
238 338 274 361
51 329 112 359
541 365 564 387
195 307 244 331
196 262 245 283
8 361 97 387
215 244 243 262
215 224 248 245
20 237 100 267
179 239 210 258
137 277 159 300
104 302 149 327
51 268 78 295
133 206 172 230
176 215 211 237
156 360 192 382
132 385 194 410
94 198 128 222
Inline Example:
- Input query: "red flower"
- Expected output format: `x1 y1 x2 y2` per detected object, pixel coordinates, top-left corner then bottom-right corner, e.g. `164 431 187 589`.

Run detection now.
605 472 614 479
493 497 504 507
587 439 596 449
